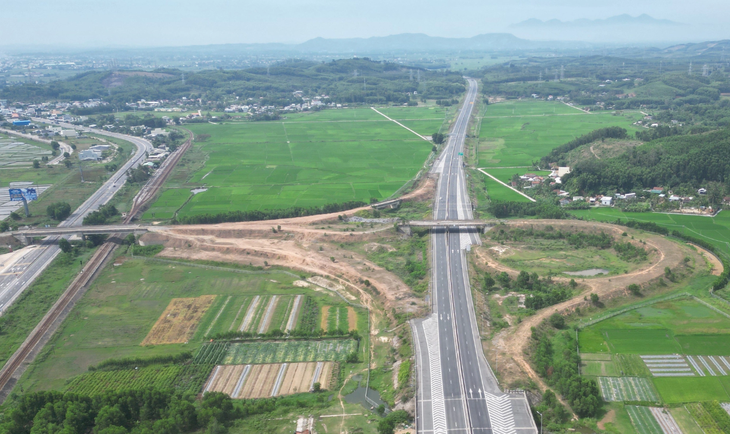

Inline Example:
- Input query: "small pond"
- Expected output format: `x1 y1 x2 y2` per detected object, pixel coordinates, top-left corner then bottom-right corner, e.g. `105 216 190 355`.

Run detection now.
345 386 389 413
563 268 610 277
191 188 208 195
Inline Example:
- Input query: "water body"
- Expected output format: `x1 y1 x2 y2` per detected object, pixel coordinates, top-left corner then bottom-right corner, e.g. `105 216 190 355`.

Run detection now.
345 386 389 413
563 268 610 276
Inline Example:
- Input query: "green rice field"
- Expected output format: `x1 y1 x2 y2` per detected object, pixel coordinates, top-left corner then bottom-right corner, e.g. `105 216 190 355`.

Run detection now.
477 100 642 168
579 299 730 355
143 107 448 219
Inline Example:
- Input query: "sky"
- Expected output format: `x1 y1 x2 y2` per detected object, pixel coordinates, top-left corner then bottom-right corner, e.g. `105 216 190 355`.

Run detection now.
1 0 729 48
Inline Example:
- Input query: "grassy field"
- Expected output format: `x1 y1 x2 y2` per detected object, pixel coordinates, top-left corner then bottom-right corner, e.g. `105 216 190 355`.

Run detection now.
570 208 730 258
13 256 352 393
579 299 730 354
143 107 447 219
495 236 651 277
476 100 642 167
653 377 730 403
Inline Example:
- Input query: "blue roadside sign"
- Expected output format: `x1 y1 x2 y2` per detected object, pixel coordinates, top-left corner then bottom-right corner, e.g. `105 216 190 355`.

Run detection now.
8 188 38 201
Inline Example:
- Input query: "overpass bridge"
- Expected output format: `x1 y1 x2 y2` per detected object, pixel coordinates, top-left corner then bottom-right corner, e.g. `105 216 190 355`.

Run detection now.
398 219 497 235
9 225 153 244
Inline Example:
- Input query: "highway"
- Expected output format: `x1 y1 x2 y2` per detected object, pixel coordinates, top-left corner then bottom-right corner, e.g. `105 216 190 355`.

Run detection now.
412 79 537 434
0 121 153 314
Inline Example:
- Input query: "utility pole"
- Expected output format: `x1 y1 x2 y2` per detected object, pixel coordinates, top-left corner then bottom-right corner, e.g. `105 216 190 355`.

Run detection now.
560 64 564 80
363 77 366 91
353 69 358 78
409 69 413 81
538 71 542 82
703 64 709 77
181 72 185 85
689 61 693 75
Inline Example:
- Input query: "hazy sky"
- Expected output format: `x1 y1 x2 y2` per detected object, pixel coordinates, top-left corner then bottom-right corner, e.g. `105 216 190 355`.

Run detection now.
2 0 729 47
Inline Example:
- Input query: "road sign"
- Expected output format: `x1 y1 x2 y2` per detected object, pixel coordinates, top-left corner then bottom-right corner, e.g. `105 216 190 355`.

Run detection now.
8 188 38 202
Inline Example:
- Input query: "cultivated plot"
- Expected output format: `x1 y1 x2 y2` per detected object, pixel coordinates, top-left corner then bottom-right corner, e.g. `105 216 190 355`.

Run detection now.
203 362 333 398
626 406 663 434
221 339 357 365
141 295 216 345
477 101 641 167
598 377 658 402
145 107 446 218
641 355 696 377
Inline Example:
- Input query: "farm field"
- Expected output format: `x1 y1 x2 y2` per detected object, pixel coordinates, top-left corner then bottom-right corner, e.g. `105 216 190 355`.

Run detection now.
64 364 213 396
141 295 216 345
685 401 730 432
598 377 658 402
203 362 334 398
476 100 642 167
143 106 447 219
625 406 663 434
220 339 358 365
578 298 730 355
12 257 350 393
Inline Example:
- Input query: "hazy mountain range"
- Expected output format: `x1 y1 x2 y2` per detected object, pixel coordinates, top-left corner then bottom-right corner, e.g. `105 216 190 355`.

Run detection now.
508 14 690 43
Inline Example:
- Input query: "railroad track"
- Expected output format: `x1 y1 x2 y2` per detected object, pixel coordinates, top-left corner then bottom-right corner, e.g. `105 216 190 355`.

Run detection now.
0 129 193 401
128 129 193 219
0 240 116 397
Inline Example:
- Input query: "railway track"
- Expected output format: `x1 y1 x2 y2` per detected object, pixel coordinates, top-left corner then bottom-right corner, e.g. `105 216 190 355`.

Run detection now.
128 129 193 219
0 130 193 401
0 240 116 398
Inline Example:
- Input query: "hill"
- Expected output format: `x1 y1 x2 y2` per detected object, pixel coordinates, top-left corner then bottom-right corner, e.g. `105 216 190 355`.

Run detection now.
563 129 730 195
0 58 465 106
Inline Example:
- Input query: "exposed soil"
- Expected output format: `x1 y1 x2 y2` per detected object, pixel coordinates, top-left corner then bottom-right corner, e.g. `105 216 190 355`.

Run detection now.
597 409 616 430
321 306 330 331
141 295 216 345
141 180 437 320
347 306 358 331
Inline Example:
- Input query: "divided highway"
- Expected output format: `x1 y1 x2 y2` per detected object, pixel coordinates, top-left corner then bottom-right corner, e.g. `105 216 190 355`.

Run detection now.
0 121 153 313
412 79 537 433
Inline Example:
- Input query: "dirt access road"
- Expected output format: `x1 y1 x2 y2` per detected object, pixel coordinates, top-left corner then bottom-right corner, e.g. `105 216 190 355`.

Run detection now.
142 177 436 318
480 220 720 401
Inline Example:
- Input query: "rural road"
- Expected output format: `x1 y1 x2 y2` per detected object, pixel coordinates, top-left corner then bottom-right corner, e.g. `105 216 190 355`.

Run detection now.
411 79 537 433
0 120 153 314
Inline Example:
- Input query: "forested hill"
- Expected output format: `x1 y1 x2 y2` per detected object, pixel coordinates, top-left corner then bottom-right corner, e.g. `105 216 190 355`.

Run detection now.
562 128 730 194
0 58 464 107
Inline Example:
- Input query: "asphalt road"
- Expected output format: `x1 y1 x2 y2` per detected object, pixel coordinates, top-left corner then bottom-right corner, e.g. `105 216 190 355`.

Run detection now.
414 79 537 433
0 121 152 314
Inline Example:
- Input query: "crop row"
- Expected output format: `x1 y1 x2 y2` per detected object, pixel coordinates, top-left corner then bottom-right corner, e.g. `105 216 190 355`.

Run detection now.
193 342 230 364
293 296 319 336
222 339 357 365
598 377 657 402
64 363 215 396
686 402 730 434
625 406 662 434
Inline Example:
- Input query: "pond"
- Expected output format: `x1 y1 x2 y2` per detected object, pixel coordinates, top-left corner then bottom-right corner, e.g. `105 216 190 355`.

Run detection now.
345 386 389 413
191 187 208 195
563 268 610 276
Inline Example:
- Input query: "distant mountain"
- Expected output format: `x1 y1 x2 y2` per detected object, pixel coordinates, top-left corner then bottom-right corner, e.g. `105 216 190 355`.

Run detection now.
511 14 680 29
295 33 561 53
508 14 686 43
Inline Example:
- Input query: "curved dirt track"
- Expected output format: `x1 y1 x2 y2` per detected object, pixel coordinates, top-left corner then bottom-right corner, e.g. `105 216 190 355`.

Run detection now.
482 219 717 398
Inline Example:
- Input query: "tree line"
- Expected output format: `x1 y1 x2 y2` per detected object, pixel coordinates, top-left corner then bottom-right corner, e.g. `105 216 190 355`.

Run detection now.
175 201 366 225
539 127 628 167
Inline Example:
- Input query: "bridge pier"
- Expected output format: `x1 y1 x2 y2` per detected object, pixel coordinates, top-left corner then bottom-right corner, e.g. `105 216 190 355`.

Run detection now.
16 234 30 245
397 224 412 237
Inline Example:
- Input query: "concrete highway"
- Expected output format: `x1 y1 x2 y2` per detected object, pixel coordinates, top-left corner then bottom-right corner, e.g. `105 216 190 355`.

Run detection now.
412 79 537 433
0 121 153 314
